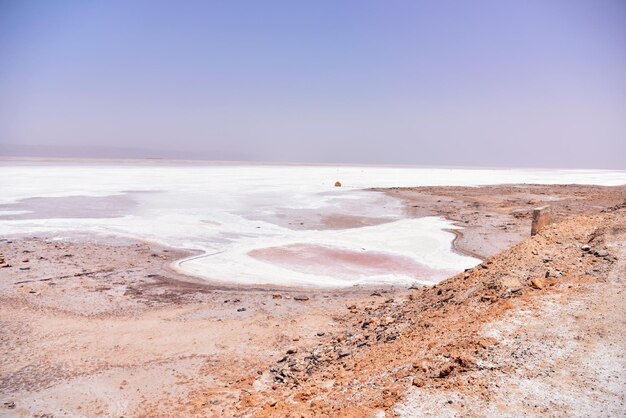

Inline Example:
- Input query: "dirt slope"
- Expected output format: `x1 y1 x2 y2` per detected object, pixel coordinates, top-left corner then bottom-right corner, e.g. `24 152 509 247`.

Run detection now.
232 203 626 417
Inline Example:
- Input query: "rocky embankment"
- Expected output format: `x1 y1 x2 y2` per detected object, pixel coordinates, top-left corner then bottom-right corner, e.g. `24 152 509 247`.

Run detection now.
228 201 626 417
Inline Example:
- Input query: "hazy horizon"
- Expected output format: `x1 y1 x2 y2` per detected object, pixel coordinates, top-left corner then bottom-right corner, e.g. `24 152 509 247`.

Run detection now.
1 1 625 169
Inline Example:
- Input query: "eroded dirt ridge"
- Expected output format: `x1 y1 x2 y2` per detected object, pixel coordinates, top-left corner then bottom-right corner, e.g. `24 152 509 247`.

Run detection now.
212 201 622 417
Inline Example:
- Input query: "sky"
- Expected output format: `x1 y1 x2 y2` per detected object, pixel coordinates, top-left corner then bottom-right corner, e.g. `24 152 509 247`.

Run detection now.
0 0 625 168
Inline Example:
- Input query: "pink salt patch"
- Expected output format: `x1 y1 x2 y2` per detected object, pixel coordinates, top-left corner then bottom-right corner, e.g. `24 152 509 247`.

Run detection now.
248 244 454 281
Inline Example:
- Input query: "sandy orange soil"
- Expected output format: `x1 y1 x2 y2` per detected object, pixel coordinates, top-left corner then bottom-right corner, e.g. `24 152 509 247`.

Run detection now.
1 184 625 417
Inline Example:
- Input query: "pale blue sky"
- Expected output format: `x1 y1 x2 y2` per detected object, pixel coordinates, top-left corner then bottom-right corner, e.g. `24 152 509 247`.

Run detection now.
1 1 624 167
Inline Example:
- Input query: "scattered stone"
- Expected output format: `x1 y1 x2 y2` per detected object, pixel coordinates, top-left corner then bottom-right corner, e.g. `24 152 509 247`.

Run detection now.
545 269 562 278
530 278 546 290
3 401 16 409
286 347 298 354
477 338 498 349
294 296 309 301
334 181 342 187
412 377 424 387
381 316 395 326
581 245 591 252
237 307 247 312
316 332 325 337
594 249 609 257
500 276 523 292
362 317 379 328
272 294 282 299
338 351 351 358
437 364 455 378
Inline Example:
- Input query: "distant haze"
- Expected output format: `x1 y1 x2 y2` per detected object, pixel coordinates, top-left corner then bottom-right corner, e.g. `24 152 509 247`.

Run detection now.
1 1 625 168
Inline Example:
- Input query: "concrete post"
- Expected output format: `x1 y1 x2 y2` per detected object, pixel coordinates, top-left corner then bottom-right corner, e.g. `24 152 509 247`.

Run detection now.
531 206 552 236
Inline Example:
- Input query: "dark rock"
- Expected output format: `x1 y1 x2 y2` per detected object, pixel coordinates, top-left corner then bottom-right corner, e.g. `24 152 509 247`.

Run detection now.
437 364 455 378
294 296 309 301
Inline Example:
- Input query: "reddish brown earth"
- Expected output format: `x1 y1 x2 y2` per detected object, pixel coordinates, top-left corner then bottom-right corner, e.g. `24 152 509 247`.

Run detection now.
1 184 625 417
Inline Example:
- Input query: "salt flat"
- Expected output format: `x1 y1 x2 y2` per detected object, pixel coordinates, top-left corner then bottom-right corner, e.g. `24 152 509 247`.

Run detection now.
1 162 625 286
